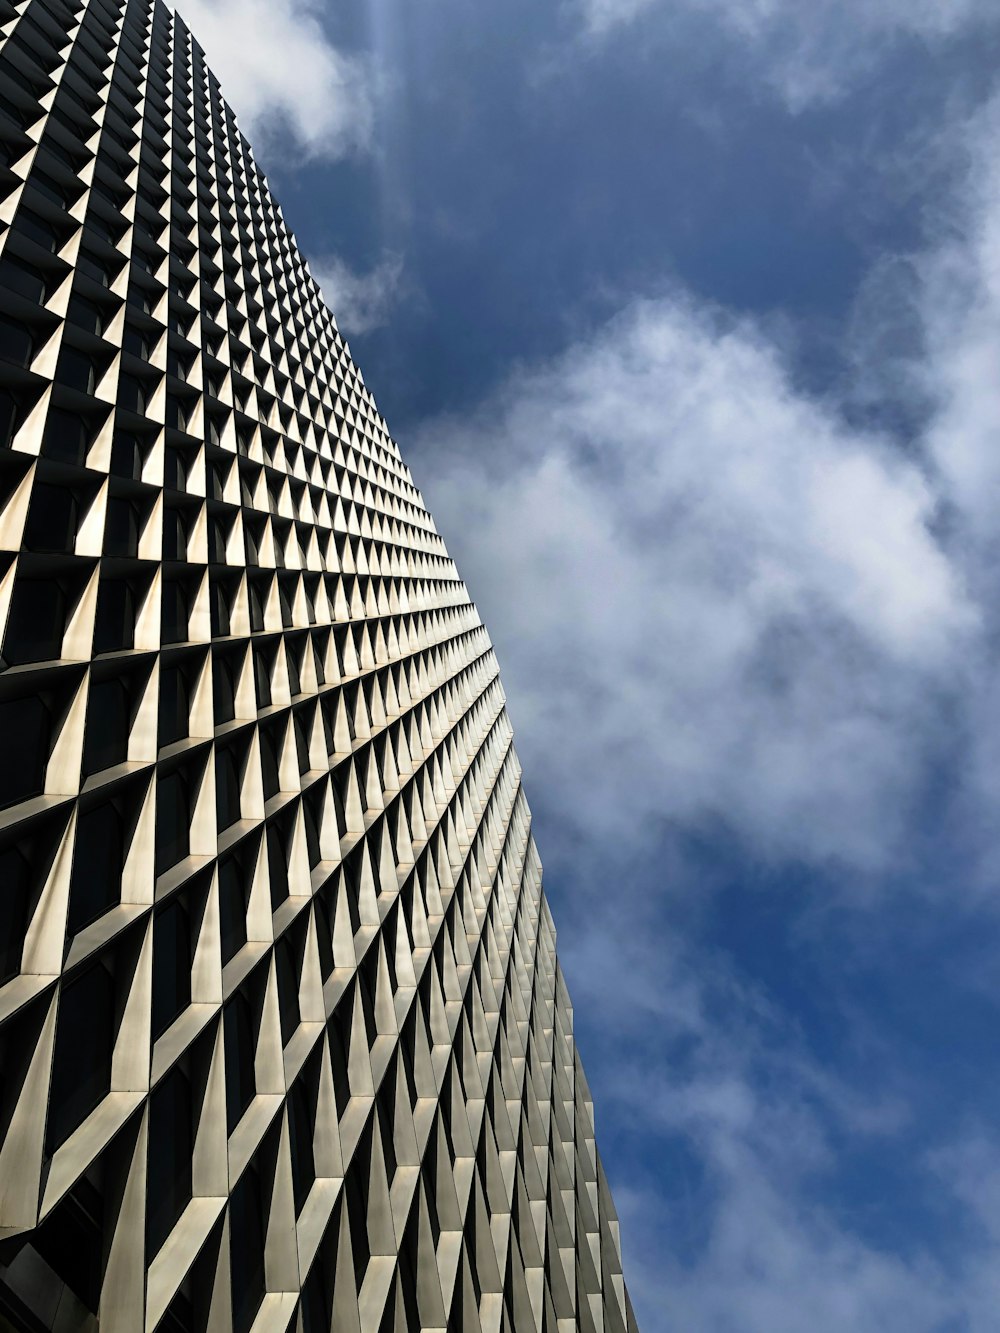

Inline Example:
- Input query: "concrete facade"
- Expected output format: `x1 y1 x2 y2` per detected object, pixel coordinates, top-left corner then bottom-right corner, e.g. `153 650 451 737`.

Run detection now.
0 1 637 1329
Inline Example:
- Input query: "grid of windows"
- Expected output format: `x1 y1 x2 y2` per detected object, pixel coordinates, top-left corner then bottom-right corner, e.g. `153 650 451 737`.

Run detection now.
0 1 636 1330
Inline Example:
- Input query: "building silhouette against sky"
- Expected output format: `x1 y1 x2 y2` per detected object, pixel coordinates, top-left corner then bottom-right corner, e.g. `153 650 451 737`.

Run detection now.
0 0 635 1329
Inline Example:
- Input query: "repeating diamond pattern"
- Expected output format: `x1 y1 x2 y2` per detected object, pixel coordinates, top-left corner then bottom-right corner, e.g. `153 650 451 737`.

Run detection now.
0 1 637 1329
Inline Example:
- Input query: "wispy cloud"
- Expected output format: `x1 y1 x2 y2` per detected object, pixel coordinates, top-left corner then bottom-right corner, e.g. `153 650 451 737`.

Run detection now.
310 252 405 336
174 0 374 160
573 0 999 110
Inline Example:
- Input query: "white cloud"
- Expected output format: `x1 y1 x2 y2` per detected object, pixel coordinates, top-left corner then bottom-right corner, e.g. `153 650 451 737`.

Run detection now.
174 0 373 160
311 252 405 335
417 288 977 874
575 0 998 110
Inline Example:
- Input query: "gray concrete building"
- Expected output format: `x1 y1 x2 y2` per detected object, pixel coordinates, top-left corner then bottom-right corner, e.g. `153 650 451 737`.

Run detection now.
0 1 636 1329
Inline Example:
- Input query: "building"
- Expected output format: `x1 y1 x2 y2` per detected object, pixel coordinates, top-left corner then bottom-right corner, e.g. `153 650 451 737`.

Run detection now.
0 0 636 1329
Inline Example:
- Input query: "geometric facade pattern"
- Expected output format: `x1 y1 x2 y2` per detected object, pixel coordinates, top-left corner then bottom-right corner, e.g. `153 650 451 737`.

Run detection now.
0 0 637 1329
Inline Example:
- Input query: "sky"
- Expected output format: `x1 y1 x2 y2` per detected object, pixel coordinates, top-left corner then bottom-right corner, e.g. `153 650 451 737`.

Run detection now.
177 0 1000 1326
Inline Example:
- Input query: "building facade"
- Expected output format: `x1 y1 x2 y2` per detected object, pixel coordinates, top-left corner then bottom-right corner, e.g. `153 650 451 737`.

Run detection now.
0 1 636 1329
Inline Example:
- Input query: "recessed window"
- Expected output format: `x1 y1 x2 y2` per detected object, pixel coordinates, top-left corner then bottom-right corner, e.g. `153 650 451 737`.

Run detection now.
47 961 114 1150
151 897 191 1040
223 990 255 1133
3 577 66 665
82 676 130 776
145 1064 193 1257
67 799 124 935
155 768 190 876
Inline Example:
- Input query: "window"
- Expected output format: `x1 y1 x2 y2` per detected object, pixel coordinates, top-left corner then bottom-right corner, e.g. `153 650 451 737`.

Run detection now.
223 990 255 1133
42 407 90 464
151 897 191 1040
0 695 50 808
155 769 190 876
82 676 130 776
104 496 140 557
47 961 114 1150
0 312 34 367
286 1074 315 1214
218 851 249 964
267 822 289 911
228 1162 265 1333
93 578 135 654
145 1065 193 1257
3 577 66 665
158 660 191 747
0 844 30 984
67 800 124 935
215 745 241 831
23 482 78 553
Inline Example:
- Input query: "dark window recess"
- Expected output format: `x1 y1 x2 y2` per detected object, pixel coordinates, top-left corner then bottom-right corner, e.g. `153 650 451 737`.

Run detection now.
65 292 105 337
32 1177 104 1315
0 844 31 984
253 649 271 708
23 482 78 553
151 897 191 1040
163 581 189 645
110 431 144 479
67 800 124 936
28 171 69 210
215 746 241 831
287 648 301 698
303 800 321 870
47 961 114 1151
299 1269 330 1333
218 854 249 965
42 407 90 465
0 389 21 447
294 713 310 774
164 508 187 560
0 696 50 809
122 325 151 360
266 824 288 911
212 654 236 724
211 580 231 639
2 577 65 665
275 938 299 1048
77 250 111 287
104 497 140 556
146 1065 193 1257
248 582 264 634
118 372 147 413
158 660 191 747
287 1077 315 1214
259 727 280 800
164 448 187 491
13 208 57 252
155 769 190 876
0 313 34 367
93 579 135 654
223 991 255 1134
209 519 227 563
0 254 48 303
82 676 130 775
229 1163 266 1333
55 346 97 394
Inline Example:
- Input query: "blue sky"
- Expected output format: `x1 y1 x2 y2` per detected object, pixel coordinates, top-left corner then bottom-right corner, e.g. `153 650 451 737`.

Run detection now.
178 0 1000 1326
